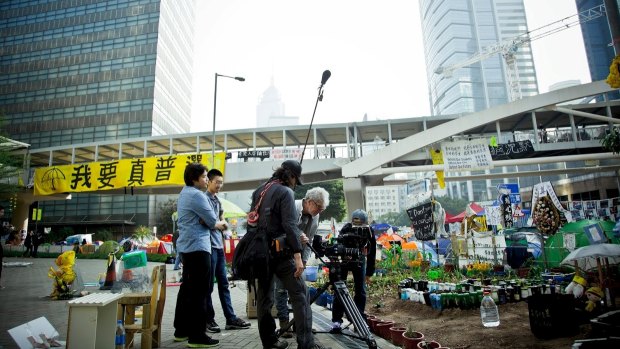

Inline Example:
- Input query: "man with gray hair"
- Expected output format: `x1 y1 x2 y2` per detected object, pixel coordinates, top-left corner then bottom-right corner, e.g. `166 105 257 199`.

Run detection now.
275 187 330 338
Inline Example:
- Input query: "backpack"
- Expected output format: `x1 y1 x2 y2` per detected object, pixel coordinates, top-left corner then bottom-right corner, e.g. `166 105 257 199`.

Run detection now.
231 225 271 285
231 181 279 285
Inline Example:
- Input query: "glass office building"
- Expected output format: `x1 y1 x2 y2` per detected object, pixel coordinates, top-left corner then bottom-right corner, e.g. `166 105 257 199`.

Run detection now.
419 0 538 116
0 0 195 231
576 0 620 100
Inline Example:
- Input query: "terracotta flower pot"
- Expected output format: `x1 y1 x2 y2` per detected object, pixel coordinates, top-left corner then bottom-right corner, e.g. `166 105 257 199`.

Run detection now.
417 340 441 349
389 326 406 346
401 331 424 349
365 314 376 327
376 320 394 339
368 317 382 334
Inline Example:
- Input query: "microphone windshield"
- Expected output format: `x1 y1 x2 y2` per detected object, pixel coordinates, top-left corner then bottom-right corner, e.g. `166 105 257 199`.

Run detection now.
321 70 331 85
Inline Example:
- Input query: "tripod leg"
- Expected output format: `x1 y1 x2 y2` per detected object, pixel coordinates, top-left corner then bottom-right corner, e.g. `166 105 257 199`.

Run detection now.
277 282 330 338
333 281 377 349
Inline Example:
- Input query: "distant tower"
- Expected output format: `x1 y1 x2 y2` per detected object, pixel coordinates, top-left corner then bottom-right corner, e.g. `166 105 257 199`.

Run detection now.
256 77 299 127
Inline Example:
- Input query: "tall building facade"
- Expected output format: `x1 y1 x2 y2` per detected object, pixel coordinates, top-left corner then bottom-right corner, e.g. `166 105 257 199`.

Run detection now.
419 0 539 116
366 185 408 218
575 0 620 100
0 0 195 232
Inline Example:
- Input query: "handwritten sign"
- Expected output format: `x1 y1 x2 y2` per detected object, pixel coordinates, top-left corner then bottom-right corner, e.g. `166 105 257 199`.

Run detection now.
441 139 493 172
407 202 435 241
489 140 534 160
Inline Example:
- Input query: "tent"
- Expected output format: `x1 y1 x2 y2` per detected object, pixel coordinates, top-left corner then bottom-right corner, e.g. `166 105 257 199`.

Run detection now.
544 220 619 268
445 203 485 223
400 240 440 266
376 233 404 248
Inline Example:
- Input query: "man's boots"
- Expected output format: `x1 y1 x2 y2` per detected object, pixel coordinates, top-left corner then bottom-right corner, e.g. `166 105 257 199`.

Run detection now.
279 320 293 338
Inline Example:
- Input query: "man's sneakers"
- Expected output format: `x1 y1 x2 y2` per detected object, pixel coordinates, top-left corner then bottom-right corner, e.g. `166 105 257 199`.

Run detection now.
225 317 251 330
206 320 221 333
264 339 289 349
173 331 188 342
187 335 219 348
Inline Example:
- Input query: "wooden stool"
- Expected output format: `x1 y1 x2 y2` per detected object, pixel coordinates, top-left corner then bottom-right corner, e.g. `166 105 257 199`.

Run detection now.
117 265 166 349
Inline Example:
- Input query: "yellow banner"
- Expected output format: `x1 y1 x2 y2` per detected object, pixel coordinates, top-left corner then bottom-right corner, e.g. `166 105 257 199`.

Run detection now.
34 152 226 196
430 148 445 189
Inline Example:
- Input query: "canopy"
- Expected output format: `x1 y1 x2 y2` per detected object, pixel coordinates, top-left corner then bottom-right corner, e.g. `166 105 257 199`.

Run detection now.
220 198 247 218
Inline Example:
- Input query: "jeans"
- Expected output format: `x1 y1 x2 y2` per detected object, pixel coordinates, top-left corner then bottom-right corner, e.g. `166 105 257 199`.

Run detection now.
206 248 238 322
174 253 182 269
173 250 212 340
257 258 314 349
331 257 367 324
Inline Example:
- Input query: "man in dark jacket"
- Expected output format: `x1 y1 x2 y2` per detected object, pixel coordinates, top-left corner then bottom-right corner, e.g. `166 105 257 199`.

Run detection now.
331 209 376 332
253 160 325 349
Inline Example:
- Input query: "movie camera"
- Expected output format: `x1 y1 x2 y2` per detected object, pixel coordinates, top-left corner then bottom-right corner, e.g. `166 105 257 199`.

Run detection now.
311 225 372 263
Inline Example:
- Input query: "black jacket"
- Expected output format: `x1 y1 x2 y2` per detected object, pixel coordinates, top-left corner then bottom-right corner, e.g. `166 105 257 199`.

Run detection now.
339 223 377 277
251 180 303 254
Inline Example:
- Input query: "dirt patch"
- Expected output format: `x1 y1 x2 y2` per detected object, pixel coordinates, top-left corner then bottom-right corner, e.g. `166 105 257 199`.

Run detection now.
365 295 588 348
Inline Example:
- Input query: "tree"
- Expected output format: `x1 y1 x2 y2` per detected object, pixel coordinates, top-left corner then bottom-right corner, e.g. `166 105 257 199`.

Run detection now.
376 211 411 227
155 198 177 235
434 195 470 215
294 179 347 222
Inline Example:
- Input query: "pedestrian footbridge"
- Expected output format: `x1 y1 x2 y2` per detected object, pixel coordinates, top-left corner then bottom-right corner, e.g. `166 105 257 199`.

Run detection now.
10 80 620 223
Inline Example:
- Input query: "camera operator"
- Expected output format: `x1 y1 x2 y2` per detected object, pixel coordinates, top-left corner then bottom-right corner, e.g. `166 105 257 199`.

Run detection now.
275 187 330 338
331 209 376 332
252 160 327 349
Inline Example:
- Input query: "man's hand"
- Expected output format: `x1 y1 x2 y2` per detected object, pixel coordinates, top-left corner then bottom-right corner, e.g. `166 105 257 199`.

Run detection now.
365 276 372 285
300 232 309 245
294 253 304 278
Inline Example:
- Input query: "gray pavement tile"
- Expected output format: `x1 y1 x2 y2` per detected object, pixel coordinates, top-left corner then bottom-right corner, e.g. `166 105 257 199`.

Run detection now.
0 257 396 349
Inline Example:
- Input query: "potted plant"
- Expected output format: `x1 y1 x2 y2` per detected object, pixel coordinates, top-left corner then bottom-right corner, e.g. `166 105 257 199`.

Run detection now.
376 320 395 340
417 341 442 349
389 323 407 346
402 323 425 349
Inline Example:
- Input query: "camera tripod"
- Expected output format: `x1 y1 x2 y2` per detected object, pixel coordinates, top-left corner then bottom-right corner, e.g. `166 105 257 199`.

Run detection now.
277 260 378 349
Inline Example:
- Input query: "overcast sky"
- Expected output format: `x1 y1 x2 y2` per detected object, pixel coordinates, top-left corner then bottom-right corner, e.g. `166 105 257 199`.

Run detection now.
190 0 593 133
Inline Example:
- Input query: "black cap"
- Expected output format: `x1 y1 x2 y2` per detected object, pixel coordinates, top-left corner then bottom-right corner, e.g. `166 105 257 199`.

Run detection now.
281 160 303 185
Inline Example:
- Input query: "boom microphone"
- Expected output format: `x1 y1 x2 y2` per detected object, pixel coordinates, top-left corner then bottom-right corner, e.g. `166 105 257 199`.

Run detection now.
300 69 332 165
321 70 331 86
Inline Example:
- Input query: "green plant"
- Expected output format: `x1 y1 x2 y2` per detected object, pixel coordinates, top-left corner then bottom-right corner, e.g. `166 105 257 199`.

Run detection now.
601 126 620 154
404 322 415 337
132 226 152 242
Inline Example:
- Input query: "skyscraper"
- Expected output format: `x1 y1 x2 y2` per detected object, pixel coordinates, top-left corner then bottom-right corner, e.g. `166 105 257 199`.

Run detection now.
0 0 195 230
575 0 620 100
419 0 539 116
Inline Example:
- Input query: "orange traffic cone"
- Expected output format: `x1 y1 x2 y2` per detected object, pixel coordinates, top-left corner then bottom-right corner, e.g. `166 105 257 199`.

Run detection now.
99 252 117 290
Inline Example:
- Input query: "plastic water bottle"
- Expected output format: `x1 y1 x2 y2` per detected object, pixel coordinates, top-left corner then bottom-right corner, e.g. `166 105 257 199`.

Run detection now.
480 291 500 327
115 319 125 349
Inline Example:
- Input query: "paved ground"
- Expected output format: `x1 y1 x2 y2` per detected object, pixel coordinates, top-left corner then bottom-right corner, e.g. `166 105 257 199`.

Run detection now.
0 257 396 349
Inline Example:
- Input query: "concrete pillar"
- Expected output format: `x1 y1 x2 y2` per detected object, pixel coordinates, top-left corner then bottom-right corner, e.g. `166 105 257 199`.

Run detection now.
343 178 366 219
11 197 31 232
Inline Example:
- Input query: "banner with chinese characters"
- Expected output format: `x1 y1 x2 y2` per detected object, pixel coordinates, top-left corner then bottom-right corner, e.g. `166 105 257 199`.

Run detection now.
33 152 226 196
441 139 493 172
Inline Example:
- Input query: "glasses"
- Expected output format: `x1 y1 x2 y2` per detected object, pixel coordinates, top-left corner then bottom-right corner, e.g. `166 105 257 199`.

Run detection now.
312 201 325 212
211 180 224 185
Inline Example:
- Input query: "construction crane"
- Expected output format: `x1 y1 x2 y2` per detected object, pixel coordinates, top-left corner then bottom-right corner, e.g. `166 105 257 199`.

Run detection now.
434 4 607 101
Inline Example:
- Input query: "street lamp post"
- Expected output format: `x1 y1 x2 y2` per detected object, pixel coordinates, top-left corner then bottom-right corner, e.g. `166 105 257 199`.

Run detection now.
213 73 245 161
